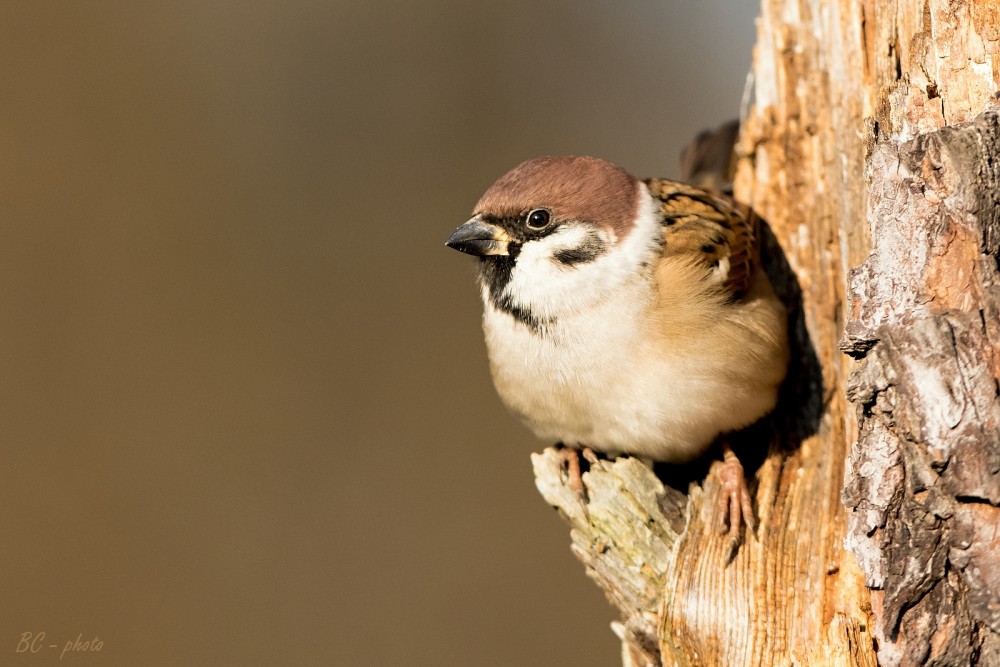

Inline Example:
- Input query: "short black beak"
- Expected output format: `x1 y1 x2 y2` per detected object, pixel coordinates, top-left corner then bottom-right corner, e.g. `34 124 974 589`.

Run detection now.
445 215 511 256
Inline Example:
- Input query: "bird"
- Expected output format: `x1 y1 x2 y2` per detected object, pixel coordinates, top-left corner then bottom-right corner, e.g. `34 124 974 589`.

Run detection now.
445 155 789 549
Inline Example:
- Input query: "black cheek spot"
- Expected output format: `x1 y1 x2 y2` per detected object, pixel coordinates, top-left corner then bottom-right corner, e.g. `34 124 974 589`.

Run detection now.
700 243 716 253
554 234 607 266
555 247 595 265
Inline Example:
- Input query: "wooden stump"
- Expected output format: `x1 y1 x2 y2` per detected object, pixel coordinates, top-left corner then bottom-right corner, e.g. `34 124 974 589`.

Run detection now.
532 2 1000 665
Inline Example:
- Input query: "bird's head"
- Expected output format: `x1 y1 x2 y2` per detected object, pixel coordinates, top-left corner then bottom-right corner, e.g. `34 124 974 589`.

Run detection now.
446 156 662 328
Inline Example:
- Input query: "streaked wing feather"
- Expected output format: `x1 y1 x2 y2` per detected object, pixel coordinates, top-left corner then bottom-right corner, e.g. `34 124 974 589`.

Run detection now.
644 178 757 298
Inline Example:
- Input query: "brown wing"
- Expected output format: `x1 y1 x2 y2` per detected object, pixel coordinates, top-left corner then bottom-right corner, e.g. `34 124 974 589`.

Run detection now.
643 178 758 298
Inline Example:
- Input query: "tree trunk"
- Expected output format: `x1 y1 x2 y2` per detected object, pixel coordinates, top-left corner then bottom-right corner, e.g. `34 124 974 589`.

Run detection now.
532 2 1000 665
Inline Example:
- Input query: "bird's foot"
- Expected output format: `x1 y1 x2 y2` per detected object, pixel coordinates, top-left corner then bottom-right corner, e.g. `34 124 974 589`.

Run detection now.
717 443 756 563
555 445 597 497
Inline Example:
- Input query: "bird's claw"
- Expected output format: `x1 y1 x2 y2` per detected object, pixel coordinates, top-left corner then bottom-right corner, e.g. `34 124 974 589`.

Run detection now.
555 446 584 494
717 448 756 562
555 445 598 500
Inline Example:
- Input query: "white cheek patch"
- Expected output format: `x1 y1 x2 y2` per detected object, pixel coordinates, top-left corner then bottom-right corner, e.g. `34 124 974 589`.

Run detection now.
505 227 609 319
524 225 609 272
500 184 663 321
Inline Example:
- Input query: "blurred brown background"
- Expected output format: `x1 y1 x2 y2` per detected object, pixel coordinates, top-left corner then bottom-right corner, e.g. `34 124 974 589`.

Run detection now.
0 2 755 665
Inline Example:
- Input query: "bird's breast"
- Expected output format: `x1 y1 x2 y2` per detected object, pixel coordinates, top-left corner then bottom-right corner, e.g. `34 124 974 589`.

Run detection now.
480 276 787 461
483 300 732 461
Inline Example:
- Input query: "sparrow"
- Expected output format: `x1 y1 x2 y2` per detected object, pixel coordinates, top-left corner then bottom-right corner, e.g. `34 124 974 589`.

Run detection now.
446 156 789 547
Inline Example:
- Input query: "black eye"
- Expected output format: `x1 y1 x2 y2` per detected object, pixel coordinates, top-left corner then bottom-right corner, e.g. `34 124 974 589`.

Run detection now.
526 209 551 229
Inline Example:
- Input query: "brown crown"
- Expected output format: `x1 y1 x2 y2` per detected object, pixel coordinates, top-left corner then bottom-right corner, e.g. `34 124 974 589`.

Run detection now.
475 156 639 238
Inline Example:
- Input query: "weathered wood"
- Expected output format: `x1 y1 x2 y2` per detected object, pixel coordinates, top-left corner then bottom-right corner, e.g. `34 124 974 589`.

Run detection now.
532 451 674 666
532 1 1000 665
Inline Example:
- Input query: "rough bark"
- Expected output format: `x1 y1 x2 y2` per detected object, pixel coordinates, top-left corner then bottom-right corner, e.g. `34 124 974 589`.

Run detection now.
841 107 1000 667
532 2 1000 665
840 2 1000 664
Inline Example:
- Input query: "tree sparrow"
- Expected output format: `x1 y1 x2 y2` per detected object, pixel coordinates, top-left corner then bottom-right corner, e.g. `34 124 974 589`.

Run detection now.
446 156 788 545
